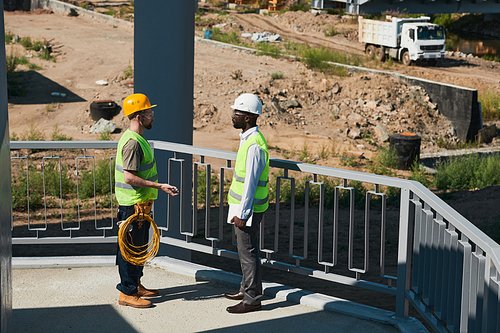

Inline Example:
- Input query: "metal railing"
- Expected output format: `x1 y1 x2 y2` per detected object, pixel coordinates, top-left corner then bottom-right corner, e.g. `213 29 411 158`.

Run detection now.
10 140 500 332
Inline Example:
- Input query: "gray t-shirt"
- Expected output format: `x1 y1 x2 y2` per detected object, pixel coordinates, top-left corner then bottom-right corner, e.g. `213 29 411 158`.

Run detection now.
122 139 143 172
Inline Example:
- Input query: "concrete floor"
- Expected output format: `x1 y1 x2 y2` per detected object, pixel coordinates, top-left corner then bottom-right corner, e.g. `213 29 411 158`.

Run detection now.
12 256 427 333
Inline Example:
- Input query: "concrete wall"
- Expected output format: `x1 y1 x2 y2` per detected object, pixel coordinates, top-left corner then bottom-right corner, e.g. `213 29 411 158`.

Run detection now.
0 5 13 333
135 2 195 260
399 77 481 141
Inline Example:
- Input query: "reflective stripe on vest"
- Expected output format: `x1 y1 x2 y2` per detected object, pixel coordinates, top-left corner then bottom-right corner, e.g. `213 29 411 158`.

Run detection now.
228 131 269 213
115 129 158 206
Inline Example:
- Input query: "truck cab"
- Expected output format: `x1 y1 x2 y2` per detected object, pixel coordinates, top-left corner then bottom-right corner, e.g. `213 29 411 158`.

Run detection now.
401 23 446 65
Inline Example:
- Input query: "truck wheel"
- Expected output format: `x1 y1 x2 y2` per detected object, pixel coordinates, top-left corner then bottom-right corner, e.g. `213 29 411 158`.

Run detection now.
366 45 375 59
375 47 385 62
402 51 411 66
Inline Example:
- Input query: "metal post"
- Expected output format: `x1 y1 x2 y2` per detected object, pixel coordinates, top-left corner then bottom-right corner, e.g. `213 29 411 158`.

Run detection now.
134 2 195 260
0 5 13 332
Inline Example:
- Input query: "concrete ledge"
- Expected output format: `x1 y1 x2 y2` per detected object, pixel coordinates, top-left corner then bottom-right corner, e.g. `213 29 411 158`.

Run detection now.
31 0 134 26
14 255 427 332
13 255 116 268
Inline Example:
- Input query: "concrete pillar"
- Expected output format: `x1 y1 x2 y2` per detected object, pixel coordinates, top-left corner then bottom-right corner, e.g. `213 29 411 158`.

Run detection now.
0 5 13 333
134 2 195 260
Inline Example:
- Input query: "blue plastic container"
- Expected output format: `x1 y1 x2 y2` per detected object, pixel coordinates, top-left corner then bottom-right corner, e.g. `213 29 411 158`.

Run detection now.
204 30 212 40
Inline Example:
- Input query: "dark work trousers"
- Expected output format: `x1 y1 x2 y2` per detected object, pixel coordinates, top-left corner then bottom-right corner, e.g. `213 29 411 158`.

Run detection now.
235 212 265 306
116 205 151 295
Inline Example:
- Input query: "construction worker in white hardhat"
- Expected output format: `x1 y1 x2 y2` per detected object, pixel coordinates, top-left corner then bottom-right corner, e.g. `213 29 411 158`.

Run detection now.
225 93 269 314
115 93 179 308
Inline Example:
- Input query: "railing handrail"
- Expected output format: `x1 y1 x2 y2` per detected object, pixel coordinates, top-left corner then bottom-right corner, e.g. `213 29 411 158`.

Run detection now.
10 140 500 269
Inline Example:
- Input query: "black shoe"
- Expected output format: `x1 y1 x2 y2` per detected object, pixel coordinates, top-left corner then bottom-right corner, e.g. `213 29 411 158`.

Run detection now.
226 301 261 314
224 291 244 301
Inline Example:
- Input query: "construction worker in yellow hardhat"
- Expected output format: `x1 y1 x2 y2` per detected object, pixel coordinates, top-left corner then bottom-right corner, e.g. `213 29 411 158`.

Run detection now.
114 93 179 308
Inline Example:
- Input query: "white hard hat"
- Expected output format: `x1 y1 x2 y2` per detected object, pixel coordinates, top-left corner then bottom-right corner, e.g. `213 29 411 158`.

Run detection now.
230 93 262 115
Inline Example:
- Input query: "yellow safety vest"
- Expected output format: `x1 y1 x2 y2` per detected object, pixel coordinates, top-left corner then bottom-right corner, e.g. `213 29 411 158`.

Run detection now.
228 131 269 213
115 129 158 206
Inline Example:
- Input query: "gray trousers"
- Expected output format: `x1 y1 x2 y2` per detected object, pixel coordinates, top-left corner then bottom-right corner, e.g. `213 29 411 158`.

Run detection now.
235 212 264 306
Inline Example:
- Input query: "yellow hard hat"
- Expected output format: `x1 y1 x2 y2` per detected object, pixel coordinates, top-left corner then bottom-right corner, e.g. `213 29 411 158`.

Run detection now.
123 93 157 117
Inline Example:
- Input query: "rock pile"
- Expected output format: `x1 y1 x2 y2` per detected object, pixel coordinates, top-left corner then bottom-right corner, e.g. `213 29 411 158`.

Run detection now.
194 72 455 151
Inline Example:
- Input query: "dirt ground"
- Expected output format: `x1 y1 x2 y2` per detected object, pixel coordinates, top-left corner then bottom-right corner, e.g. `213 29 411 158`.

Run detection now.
5 5 500 326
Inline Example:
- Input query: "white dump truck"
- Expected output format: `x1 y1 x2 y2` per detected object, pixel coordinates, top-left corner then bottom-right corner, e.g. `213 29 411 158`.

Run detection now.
359 16 446 66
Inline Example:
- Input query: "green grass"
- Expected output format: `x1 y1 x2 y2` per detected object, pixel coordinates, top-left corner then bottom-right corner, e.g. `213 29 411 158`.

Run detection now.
479 90 500 119
482 55 500 63
324 26 339 37
255 42 283 59
434 153 500 192
5 31 14 44
6 54 19 73
122 65 133 80
367 146 398 176
269 71 284 80
19 36 33 49
99 131 112 141
11 158 115 210
51 125 73 141
212 28 240 45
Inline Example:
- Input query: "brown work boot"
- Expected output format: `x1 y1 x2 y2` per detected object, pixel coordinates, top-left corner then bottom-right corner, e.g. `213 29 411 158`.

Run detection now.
118 292 152 308
137 280 159 298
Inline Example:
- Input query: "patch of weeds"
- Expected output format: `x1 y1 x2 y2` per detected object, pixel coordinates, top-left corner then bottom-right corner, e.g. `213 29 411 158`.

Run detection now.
269 71 284 80
367 146 398 176
255 42 283 59
46 102 61 112
121 64 133 80
230 69 243 80
299 141 313 163
31 40 45 52
436 136 479 150
340 156 358 167
409 158 432 187
212 28 240 45
288 2 311 11
5 31 14 44
324 26 339 37
21 121 45 141
99 131 112 141
103 7 118 17
383 55 394 69
39 48 56 62
479 89 500 119
433 153 500 191
318 144 329 159
6 54 19 73
51 124 73 141
19 36 33 49
10 132 19 141
28 62 42 70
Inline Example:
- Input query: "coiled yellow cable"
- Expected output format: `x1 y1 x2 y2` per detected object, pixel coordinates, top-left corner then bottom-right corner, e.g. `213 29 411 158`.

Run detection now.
118 212 160 266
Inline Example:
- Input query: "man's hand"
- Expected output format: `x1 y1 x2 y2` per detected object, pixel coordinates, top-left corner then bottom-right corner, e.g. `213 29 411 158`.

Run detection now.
160 183 179 196
230 216 247 228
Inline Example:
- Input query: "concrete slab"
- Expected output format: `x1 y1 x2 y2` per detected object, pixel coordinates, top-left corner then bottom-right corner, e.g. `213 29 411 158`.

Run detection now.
13 256 427 333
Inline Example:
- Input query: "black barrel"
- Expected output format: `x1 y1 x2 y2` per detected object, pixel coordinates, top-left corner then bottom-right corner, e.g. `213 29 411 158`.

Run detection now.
89 100 119 121
389 133 421 170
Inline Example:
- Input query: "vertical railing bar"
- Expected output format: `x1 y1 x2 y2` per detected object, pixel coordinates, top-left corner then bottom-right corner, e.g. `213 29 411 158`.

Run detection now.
109 155 116 230
332 186 339 267
193 162 199 237
434 214 446 321
396 187 411 318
